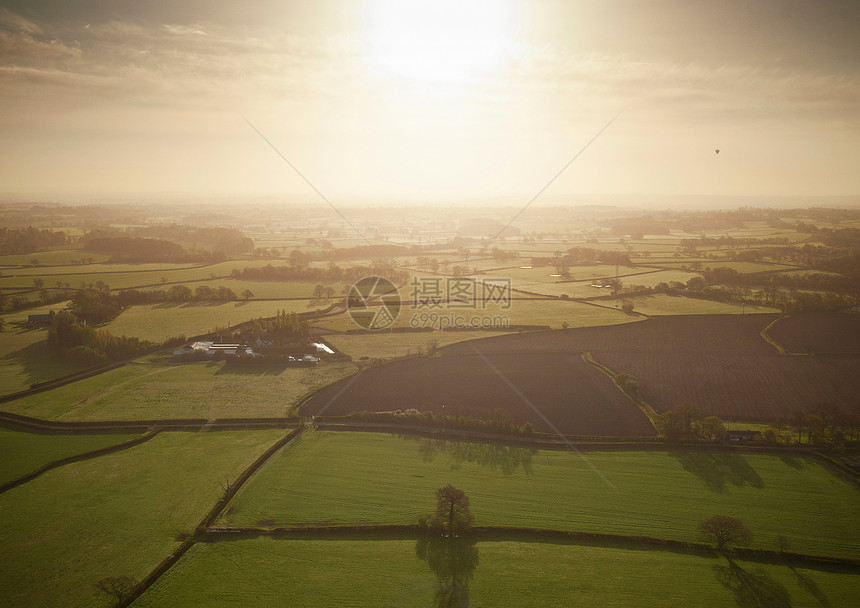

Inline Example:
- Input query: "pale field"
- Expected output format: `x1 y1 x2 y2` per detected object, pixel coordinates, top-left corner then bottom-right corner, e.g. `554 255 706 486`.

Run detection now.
312 299 637 333
603 294 781 316
1 358 359 421
103 300 322 342
0 250 108 267
326 330 514 360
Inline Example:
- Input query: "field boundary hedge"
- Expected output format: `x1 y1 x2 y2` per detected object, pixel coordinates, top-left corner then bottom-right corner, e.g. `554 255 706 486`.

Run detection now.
313 419 659 447
760 315 792 354
580 351 659 428
197 525 860 571
0 410 300 434
124 426 306 607
0 361 127 405
0 429 160 495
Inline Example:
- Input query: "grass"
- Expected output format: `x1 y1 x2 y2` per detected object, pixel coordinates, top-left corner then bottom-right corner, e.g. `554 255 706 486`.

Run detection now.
602 294 780 316
0 428 140 485
133 538 860 608
657 261 800 274
103 300 321 342
490 265 628 282
326 330 514 360
1 359 359 421
6 262 210 277
0 259 335 291
0 304 85 395
312 299 638 332
0 429 285 608
0 250 107 267
221 432 860 559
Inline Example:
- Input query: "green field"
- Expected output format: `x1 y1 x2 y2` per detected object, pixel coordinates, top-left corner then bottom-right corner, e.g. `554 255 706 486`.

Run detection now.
221 432 860 559
657 261 800 274
603 294 780 316
312 299 638 333
5 262 210 278
0 302 84 395
326 330 514 360
104 300 322 342
0 429 285 608
0 333 78 396
1 359 358 421
133 538 860 608
0 249 108 267
0 259 328 291
471 267 701 299
0 428 140 485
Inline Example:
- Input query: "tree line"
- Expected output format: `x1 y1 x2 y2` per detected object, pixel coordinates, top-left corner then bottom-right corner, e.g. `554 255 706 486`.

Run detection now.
656 402 858 444
47 310 155 365
116 284 241 306
231 260 409 285
0 227 68 254
85 225 254 255
83 237 228 264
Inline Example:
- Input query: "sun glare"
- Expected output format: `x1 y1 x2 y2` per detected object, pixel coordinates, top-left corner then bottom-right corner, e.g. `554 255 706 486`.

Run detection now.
364 0 519 86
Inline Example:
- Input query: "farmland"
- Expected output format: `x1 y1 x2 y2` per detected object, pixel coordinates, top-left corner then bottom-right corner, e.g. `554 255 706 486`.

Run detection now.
301 352 655 436
437 314 860 421
0 428 139 485
0 300 86 395
3 203 860 606
104 300 321 342
767 313 860 354
325 330 513 361
3 358 358 421
133 539 860 608
603 293 779 316
220 431 860 559
311 298 639 333
0 430 285 608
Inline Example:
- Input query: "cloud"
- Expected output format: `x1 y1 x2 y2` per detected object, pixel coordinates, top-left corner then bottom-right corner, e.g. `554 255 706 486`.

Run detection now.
0 7 44 36
508 47 860 129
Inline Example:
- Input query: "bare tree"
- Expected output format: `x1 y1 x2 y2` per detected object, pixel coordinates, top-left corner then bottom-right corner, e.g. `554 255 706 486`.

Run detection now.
95 576 138 607
697 515 752 552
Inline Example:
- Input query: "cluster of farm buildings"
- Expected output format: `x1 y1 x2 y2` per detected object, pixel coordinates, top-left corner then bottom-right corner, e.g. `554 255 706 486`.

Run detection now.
172 339 334 364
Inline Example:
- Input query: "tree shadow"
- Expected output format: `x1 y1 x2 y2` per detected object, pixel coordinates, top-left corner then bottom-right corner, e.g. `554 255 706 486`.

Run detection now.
714 558 791 608
0 338 83 387
790 567 832 608
407 437 536 476
416 536 479 608
672 451 764 493
778 455 805 470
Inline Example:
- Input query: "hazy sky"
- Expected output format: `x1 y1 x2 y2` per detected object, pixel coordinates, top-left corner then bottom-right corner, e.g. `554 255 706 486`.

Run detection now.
1 0 858 202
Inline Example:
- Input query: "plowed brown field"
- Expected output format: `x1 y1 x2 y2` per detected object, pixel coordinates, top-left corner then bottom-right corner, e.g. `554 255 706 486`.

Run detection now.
301 352 656 436
304 314 860 429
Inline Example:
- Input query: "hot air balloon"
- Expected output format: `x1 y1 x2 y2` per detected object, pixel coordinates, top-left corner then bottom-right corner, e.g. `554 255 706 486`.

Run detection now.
715 149 720 155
